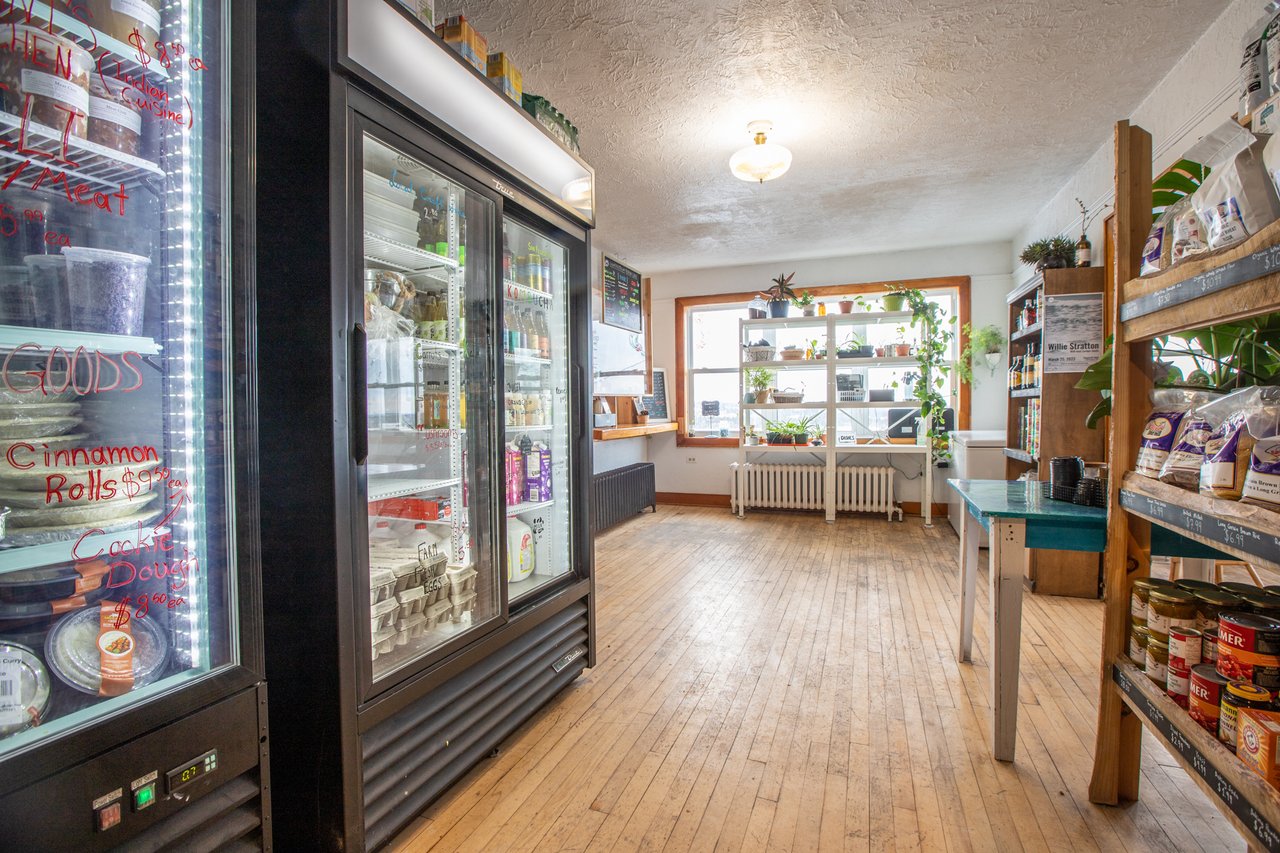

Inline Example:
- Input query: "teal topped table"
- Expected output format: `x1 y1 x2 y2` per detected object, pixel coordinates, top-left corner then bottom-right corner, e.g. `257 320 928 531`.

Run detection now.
948 479 1107 762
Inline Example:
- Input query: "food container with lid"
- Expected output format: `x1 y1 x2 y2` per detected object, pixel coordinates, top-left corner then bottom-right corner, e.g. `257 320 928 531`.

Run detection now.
426 599 451 627
1190 664 1230 734
1131 577 1175 624
1218 612 1280 688
1221 582 1265 596
1174 579 1219 595
0 641 50 736
1147 588 1197 644
1194 589 1244 632
0 27 91 137
1240 591 1280 619
0 266 35 327
450 591 476 622
1204 624 1221 663
44 605 168 695
1168 663 1192 708
63 247 150 336
23 255 70 329
0 561 109 605
1129 625 1149 669
395 613 427 646
371 627 395 659
1221 680 1273 751
87 79 142 157
446 566 476 601
87 0 162 49
1146 637 1169 685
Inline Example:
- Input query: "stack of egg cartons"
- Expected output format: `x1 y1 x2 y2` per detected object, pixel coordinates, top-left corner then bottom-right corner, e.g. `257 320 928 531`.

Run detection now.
370 568 399 660
420 545 452 631
374 546 430 653
445 565 477 622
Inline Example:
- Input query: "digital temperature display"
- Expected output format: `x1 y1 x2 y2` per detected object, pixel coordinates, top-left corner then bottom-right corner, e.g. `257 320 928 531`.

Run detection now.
166 749 218 794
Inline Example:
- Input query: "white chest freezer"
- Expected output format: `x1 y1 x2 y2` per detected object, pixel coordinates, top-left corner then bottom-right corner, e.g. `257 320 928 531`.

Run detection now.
948 430 1007 547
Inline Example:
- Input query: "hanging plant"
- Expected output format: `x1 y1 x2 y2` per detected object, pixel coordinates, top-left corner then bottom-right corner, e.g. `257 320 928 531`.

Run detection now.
890 286 956 464
957 323 1006 383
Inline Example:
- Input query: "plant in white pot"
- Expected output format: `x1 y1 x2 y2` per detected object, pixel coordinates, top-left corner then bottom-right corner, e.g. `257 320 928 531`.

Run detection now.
958 323 1006 382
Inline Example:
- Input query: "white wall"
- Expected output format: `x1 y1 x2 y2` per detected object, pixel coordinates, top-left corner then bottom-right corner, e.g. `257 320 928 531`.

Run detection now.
1012 0 1260 277
645 241 1014 500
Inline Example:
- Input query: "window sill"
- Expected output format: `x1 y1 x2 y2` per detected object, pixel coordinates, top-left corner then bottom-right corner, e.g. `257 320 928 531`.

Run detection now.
676 435 739 448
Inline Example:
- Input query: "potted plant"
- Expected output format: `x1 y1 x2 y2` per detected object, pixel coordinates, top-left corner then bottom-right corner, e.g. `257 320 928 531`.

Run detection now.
635 408 649 424
957 323 1006 383
896 287 958 465
793 290 816 316
881 289 907 312
763 414 822 445
892 330 912 357
1019 236 1077 271
874 345 886 358
761 272 796 318
837 297 855 314
744 367 774 403
805 337 826 359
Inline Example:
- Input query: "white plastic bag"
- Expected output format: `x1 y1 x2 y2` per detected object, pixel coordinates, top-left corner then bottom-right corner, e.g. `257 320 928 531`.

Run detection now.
1187 122 1280 251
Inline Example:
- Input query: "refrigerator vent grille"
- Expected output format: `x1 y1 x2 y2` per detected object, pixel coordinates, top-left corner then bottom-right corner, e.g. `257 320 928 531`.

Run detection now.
108 770 264 852
731 463 901 520
361 601 589 849
591 462 655 533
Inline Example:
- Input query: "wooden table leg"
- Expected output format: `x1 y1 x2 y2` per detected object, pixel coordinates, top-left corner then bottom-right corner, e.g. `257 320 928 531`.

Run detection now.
956 509 979 663
989 517 1026 762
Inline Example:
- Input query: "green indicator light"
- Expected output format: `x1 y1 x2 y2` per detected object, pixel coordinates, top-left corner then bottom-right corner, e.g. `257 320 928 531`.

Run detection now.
134 783 156 811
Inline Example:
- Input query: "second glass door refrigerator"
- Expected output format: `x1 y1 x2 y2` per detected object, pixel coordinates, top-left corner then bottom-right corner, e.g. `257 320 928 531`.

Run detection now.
258 1 594 848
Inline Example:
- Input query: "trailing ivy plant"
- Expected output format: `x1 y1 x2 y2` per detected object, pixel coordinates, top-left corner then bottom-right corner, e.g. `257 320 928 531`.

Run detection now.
891 286 957 463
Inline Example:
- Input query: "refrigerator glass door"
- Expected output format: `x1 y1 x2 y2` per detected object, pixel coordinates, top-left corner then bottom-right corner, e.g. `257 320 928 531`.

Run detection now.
501 220 572 602
0 1 237 755
361 132 500 683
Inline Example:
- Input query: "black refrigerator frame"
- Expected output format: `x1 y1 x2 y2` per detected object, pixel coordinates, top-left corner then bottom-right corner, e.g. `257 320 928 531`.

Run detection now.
0 0 270 849
258 3 595 849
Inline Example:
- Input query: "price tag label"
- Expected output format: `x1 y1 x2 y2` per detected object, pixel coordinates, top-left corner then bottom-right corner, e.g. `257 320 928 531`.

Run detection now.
0 661 23 727
1121 239 1280 323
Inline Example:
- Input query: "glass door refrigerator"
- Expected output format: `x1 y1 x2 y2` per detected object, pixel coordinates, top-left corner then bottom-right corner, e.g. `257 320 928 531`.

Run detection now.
258 1 594 849
0 0 267 850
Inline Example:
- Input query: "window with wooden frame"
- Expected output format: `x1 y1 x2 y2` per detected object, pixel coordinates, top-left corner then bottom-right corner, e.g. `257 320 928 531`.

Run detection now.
674 277 972 447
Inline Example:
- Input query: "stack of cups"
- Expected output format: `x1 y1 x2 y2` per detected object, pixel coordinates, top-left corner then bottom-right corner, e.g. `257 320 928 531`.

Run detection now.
1167 625 1203 708
1049 456 1084 501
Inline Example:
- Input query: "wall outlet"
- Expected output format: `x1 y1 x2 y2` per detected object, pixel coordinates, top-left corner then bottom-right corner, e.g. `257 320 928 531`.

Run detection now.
686 456 697 463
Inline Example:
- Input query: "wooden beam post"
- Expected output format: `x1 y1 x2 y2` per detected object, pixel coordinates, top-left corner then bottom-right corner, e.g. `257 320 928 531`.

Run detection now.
1090 120 1154 805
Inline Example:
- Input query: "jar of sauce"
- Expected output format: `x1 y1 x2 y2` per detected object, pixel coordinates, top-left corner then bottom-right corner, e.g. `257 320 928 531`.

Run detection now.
1145 637 1169 686
1147 588 1197 644
1131 578 1175 628
1194 589 1243 633
1220 680 1272 752
1129 625 1149 670
1174 579 1219 596
1240 591 1280 619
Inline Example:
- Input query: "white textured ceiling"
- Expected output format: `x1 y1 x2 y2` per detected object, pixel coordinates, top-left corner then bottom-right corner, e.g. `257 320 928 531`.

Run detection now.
441 0 1226 273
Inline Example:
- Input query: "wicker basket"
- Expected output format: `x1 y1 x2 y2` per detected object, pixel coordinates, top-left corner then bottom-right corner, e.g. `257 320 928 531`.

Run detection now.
772 389 804 404
743 345 775 363
778 348 805 361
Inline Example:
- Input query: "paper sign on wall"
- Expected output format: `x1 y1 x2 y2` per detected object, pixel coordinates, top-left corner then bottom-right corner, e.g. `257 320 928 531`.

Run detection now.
1043 292 1103 374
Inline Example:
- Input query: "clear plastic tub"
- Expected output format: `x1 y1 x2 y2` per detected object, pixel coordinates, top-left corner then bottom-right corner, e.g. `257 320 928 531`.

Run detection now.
87 79 141 157
23 255 69 329
63 247 150 336
0 266 35 327
0 27 91 138
87 0 161 49
45 606 168 695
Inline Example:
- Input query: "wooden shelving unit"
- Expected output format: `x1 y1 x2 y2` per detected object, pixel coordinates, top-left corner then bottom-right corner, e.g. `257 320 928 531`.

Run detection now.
1089 120 1280 851
1004 266 1106 597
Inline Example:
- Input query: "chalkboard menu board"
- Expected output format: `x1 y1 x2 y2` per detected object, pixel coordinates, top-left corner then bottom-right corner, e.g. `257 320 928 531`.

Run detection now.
603 256 643 332
641 368 670 422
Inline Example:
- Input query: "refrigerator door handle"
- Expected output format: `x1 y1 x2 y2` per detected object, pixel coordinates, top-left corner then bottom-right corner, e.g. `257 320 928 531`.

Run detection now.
352 322 368 465
572 364 585 441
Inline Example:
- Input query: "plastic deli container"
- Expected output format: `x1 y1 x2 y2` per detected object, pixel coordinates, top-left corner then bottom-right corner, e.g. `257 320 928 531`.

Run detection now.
0 266 35 327
87 80 142 157
0 27 91 137
23 255 69 329
63 247 150 336
0 641 50 736
44 606 168 695
87 0 162 49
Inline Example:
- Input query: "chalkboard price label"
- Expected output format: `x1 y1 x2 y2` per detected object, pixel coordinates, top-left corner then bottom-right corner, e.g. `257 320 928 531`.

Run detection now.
701 401 720 417
1120 237 1280 323
1120 489 1280 567
602 256 643 333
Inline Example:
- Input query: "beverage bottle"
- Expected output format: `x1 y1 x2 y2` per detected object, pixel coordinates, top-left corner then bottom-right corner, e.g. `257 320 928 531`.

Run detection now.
531 249 543 291
370 520 396 549
503 232 513 281
541 255 553 293
458 212 467 266
537 310 551 358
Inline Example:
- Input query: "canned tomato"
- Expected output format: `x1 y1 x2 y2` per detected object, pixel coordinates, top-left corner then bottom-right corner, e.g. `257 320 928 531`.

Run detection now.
1195 589 1243 632
1218 612 1280 689
1190 664 1229 734
1168 664 1192 708
1146 637 1169 685
1148 588 1197 643
1169 625 1202 671
1131 578 1175 624
1129 625 1149 669
1220 680 1273 751
1203 625 1220 663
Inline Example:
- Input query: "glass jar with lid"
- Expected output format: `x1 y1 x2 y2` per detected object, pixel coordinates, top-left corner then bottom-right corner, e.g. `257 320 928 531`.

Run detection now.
1147 587 1197 644
1131 577 1175 628
1194 589 1244 632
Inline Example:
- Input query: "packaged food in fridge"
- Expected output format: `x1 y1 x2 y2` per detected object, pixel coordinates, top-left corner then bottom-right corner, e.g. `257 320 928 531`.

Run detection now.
45 604 168 696
0 27 91 138
371 597 398 632
62 247 150 336
0 642 50 736
0 266 36 327
372 627 395 659
450 591 476 622
370 569 396 604
507 517 535 582
523 442 552 502
23 255 70 329
395 613 427 646
87 79 142 157
445 566 476 601
86 0 162 50
395 584 426 618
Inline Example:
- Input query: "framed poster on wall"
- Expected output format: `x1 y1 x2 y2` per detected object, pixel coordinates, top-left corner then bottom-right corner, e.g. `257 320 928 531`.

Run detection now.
602 255 643 332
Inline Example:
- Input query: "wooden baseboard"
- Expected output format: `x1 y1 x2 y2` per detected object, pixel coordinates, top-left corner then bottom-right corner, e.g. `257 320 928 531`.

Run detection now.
656 492 732 508
655 493 948 518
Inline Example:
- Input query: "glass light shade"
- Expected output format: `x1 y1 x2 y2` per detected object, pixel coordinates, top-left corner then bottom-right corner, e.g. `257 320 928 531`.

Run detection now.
730 137 793 183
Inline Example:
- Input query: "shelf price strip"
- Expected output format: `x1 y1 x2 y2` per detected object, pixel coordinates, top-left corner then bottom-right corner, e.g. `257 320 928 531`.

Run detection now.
1120 489 1280 567
1112 666 1280 851
1119 241 1280 322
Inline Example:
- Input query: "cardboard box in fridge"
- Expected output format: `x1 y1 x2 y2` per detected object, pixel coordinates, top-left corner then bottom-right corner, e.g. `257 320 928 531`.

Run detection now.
486 52 523 104
435 15 488 72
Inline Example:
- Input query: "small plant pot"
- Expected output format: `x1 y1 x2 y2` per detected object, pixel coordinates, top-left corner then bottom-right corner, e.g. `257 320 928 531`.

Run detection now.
1037 255 1071 270
880 293 907 312
836 349 856 359
768 299 790 318
779 348 804 361
893 344 912 357
837 300 854 314
853 345 875 358
793 434 809 446
801 305 816 316
983 351 1001 370
875 346 886 357
635 414 649 424
754 390 772 404
744 435 761 446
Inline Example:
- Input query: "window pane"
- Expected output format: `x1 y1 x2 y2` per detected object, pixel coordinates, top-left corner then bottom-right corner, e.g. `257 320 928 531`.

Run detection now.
691 308 745 369
691 373 741 434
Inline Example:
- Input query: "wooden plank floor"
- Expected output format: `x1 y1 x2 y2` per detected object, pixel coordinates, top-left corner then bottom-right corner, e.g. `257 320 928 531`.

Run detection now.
390 506 1249 852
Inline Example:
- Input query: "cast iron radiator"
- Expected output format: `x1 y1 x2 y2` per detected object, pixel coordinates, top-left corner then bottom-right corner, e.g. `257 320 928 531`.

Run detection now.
361 602 590 849
591 462 656 533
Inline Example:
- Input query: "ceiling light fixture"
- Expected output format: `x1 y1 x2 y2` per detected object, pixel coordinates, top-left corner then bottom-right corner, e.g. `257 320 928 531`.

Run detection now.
729 120 792 183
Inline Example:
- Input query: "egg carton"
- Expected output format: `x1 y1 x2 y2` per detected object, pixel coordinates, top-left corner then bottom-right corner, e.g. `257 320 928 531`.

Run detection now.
374 555 424 595
449 591 477 622
422 572 449 606
372 597 399 632
395 613 428 646
420 546 447 579
372 627 395 659
371 568 397 604
446 566 477 601
396 584 427 618
426 599 453 627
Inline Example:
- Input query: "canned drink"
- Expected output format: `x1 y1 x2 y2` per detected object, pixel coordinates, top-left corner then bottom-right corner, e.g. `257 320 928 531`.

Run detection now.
1169 626 1203 671
1189 664 1229 734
